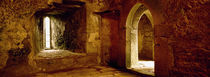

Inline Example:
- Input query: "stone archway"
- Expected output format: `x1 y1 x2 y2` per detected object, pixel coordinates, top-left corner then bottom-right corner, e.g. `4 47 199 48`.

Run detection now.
125 3 154 75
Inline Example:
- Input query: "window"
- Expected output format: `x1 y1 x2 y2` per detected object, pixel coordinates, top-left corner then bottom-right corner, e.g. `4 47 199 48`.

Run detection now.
44 17 51 49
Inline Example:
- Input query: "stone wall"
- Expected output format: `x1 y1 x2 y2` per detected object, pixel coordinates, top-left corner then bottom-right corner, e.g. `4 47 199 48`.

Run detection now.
0 0 48 69
49 7 86 52
100 10 120 65
117 0 209 76
0 0 108 71
0 0 209 77
160 0 210 76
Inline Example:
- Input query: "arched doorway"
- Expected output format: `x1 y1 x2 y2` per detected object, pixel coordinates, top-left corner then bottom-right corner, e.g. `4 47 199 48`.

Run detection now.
126 3 154 76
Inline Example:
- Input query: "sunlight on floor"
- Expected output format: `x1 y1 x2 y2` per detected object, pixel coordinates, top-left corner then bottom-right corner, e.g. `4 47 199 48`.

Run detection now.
41 50 61 52
131 61 154 76
138 61 154 68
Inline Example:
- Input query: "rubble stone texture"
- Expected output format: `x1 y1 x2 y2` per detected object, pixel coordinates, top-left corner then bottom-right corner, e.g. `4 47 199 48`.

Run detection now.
0 0 209 77
0 0 49 69
119 0 210 77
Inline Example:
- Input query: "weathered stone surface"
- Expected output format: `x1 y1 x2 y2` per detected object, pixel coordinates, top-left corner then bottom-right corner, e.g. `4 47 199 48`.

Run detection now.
34 50 98 72
118 0 209 76
33 66 140 77
0 0 209 77
0 0 48 70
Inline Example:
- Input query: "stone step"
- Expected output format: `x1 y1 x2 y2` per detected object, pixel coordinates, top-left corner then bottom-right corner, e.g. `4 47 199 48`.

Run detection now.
33 50 98 72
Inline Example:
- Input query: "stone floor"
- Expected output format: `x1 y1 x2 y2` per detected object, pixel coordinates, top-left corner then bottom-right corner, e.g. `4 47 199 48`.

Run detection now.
32 50 145 77
31 66 140 77
0 50 150 77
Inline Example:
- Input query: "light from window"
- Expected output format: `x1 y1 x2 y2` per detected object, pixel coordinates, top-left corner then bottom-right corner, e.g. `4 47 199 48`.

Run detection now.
44 17 50 49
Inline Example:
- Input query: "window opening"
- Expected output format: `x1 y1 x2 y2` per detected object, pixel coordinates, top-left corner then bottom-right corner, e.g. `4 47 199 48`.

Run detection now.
44 17 51 49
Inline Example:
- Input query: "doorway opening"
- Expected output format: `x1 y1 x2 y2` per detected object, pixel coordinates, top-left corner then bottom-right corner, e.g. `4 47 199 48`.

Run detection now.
126 3 154 76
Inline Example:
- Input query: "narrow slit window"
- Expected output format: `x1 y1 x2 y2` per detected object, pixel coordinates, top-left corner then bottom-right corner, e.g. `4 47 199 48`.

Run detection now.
44 17 50 49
